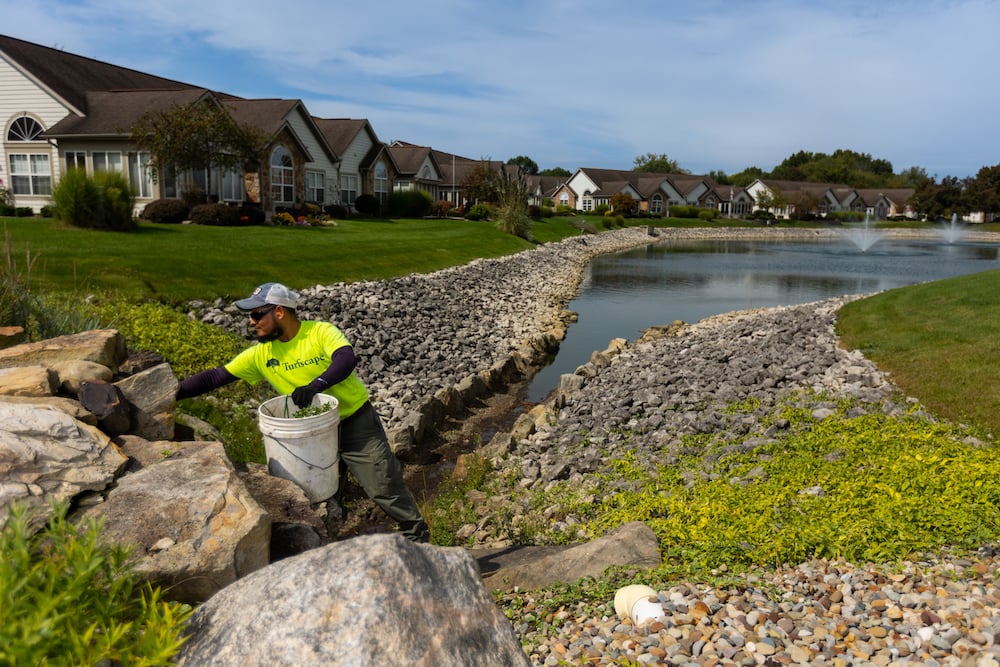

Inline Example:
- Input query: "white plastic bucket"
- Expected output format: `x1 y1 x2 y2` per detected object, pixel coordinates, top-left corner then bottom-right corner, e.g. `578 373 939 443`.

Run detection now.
257 394 340 503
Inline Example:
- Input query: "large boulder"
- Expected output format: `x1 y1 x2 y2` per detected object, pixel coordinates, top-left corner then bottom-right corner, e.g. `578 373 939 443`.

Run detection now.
0 329 127 372
77 439 271 605
176 534 530 667
0 401 127 529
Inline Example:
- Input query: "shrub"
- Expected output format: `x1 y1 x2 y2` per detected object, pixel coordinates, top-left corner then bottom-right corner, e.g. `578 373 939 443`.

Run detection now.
495 204 532 240
433 200 453 217
465 203 494 221
189 203 240 226
353 194 379 216
92 171 136 231
668 204 699 219
52 169 136 231
601 218 614 230
50 168 98 227
324 204 348 218
0 204 14 216
0 500 192 665
236 204 266 226
272 211 295 225
15 207 34 217
141 198 191 224
385 190 433 218
698 208 719 221
38 205 54 218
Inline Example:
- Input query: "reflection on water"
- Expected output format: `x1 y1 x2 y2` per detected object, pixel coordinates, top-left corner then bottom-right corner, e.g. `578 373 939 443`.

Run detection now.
526 236 1000 402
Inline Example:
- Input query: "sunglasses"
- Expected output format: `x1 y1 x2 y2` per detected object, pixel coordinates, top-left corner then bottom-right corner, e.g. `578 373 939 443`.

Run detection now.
248 305 277 322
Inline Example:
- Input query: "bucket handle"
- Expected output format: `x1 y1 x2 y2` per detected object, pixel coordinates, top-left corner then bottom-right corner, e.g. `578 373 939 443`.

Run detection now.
267 437 338 470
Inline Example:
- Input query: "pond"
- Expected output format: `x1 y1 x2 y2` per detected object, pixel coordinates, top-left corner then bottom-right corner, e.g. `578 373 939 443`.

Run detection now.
526 234 1000 402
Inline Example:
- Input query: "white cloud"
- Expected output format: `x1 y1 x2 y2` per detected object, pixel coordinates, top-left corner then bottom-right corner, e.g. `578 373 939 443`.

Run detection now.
4 0 997 176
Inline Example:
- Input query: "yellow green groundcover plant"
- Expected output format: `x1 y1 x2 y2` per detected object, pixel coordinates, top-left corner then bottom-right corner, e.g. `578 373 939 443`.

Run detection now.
581 398 1000 567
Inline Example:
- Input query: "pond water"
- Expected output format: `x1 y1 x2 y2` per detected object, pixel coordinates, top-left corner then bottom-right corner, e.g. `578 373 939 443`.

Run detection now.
526 235 1000 402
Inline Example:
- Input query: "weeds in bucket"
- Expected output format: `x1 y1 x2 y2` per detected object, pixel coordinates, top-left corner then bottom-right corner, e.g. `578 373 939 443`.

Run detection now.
293 403 333 418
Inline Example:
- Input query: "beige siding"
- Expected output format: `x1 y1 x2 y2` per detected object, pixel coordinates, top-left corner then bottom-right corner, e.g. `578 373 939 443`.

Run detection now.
0 55 71 211
287 110 338 205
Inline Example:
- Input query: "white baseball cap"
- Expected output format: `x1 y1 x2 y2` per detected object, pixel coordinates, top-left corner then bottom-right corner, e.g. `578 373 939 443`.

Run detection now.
234 282 300 310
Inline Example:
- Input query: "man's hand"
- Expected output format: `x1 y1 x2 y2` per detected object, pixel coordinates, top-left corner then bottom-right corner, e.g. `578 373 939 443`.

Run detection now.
291 384 320 408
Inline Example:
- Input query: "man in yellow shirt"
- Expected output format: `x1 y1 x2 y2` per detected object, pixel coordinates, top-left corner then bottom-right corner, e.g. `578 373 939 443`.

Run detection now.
178 282 429 543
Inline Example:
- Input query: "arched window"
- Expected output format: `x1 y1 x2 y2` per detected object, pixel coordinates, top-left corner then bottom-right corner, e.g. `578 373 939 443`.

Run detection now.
7 116 43 142
559 192 569 207
374 162 388 204
650 193 663 214
270 146 293 204
6 115 51 196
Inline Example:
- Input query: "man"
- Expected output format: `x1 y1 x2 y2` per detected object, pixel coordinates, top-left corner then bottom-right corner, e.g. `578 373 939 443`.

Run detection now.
177 282 430 543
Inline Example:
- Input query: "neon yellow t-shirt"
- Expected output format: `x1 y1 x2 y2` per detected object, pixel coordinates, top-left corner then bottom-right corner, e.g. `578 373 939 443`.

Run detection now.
225 320 369 419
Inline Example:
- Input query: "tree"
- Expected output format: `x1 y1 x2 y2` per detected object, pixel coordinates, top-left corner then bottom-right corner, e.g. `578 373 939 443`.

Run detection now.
506 155 539 175
130 99 270 199
610 192 638 216
539 166 571 177
963 164 1000 215
729 166 766 188
633 153 688 174
911 176 964 218
462 160 501 204
708 170 731 185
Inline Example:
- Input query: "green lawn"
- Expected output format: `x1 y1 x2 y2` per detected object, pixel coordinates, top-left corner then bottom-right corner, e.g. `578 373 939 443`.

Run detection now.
1 216 594 303
837 269 1000 438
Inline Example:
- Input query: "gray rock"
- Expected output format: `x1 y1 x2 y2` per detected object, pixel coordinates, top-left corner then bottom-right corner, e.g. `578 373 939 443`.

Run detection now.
77 440 270 604
480 521 661 590
176 534 530 667
115 362 178 440
0 401 127 529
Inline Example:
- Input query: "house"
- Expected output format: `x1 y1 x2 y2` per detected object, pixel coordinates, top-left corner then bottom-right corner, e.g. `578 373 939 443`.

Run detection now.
2 33 340 214
563 168 727 215
313 118 384 209
849 189 918 219
385 141 444 198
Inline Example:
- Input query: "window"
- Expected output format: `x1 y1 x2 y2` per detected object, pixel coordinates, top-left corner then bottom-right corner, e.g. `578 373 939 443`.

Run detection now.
127 152 153 198
306 171 325 203
7 116 43 142
9 153 51 196
65 151 86 172
650 194 663 214
93 152 123 173
374 162 388 204
221 168 243 202
6 116 51 196
339 173 356 204
559 192 569 207
270 146 293 204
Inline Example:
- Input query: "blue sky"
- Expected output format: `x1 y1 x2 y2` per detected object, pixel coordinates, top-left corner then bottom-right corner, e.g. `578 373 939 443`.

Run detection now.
5 0 998 179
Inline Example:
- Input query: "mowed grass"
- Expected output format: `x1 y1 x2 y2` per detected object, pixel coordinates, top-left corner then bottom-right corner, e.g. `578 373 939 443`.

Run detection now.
837 268 1000 438
1 216 590 303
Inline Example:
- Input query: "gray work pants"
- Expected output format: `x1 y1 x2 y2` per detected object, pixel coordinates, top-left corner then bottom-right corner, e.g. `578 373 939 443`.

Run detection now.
338 402 429 542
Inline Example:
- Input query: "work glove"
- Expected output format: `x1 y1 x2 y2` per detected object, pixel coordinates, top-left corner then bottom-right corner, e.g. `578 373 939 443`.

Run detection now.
291 383 320 408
